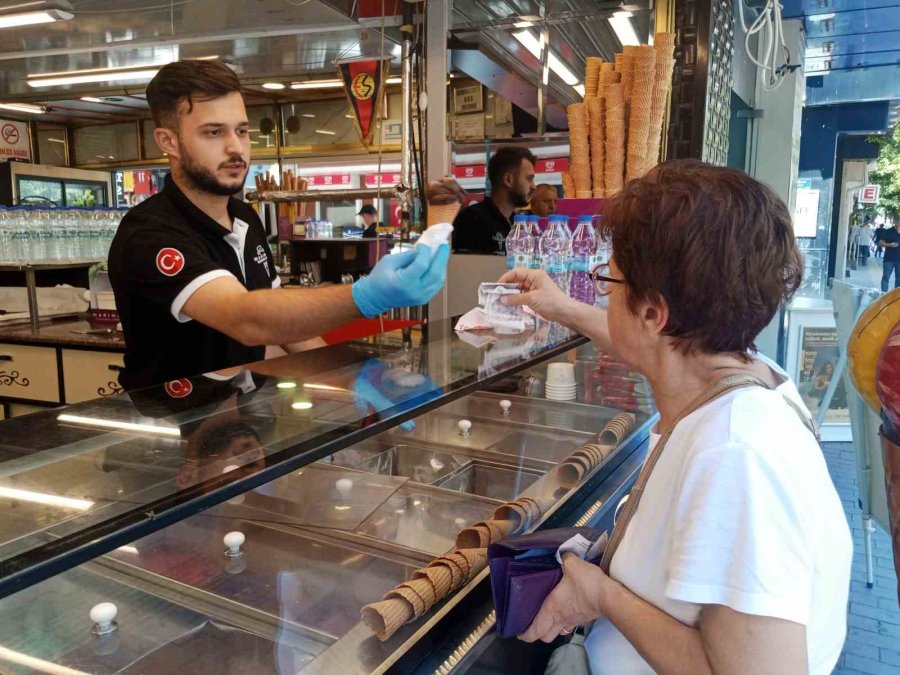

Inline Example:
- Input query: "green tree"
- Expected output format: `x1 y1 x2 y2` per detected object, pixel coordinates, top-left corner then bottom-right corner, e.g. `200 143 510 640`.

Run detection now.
869 125 900 220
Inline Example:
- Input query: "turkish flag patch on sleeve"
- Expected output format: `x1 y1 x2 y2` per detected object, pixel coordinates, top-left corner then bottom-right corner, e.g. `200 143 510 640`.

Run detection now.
156 248 185 276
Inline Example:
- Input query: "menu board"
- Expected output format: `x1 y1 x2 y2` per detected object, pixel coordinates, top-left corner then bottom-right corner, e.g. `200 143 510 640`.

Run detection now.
797 327 849 424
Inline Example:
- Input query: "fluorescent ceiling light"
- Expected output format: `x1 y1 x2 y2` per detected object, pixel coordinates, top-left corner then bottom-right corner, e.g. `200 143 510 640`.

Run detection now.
291 76 401 90
315 129 336 135
293 162 401 175
574 84 586 96
807 12 836 21
608 12 640 47
0 486 93 510
47 137 66 143
57 413 181 437
0 102 44 114
291 401 314 410
117 545 139 554
262 82 285 90
0 1 73 30
80 96 103 103
513 30 581 85
27 56 218 88
277 381 297 389
301 113 315 118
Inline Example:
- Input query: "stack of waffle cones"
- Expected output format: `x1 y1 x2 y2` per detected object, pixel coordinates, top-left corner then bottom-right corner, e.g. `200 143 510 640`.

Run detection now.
361 547 489 641
557 440 615 489
570 33 676 198
598 412 637 445
566 103 592 198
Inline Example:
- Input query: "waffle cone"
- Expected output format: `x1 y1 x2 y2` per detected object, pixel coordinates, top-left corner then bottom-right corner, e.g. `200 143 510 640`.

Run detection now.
534 487 559 514
413 565 453 599
561 172 575 199
485 520 504 543
386 586 425 618
654 32 676 59
621 46 638 105
558 461 585 489
429 557 463 590
574 190 592 198
593 189 605 198
599 412 637 444
604 84 625 194
600 62 616 73
458 548 489 579
448 551 471 579
456 524 491 549
361 597 414 641
401 578 437 612
519 496 542 521
614 53 625 73
491 518 518 538
493 501 529 529
428 202 461 227
646 57 676 170
571 450 596 470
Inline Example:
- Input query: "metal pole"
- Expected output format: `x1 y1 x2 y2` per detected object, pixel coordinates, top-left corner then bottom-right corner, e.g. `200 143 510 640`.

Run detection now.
399 1 415 242
537 21 550 135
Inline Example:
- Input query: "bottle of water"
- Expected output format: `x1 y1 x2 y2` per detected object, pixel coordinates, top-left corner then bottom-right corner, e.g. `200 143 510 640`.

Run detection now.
540 214 571 292
594 217 613 308
528 216 542 269
569 215 597 305
506 215 533 270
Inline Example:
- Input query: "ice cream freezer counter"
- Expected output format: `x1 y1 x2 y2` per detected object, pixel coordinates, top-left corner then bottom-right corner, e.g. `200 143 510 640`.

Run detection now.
0 320 655 674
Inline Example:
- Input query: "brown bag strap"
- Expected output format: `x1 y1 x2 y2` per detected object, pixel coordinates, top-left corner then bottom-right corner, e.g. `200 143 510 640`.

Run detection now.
599 373 817 574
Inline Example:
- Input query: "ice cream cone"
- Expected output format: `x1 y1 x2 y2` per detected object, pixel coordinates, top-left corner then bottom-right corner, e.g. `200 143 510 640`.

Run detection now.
519 496 542 522
458 548 489 579
654 32 676 60
402 578 437 612
561 171 575 198
448 551 471 579
386 586 425 618
413 565 453 598
456 524 492 549
428 202 461 227
599 412 637 445
432 556 464 589
493 501 529 530
485 520 504 543
557 461 585 489
604 83 626 195
571 450 596 470
361 597 415 641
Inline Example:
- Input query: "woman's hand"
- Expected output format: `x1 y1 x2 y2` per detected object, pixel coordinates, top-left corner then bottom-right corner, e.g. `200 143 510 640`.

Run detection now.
499 268 576 325
518 553 615 643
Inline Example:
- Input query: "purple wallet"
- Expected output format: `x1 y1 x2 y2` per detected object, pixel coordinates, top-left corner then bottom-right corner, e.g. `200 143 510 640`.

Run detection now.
488 527 603 639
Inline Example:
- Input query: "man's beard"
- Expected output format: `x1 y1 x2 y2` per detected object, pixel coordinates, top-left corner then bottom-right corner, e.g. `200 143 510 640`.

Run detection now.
510 185 531 208
178 142 247 196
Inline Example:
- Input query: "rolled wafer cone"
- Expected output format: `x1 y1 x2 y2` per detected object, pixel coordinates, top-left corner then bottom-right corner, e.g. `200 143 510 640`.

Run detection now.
491 518 518 538
561 171 575 199
456 523 492 549
626 46 657 181
511 498 536 525
646 56 676 170
575 190 593 198
413 565 453 598
599 412 637 444
448 551 471 579
571 449 597 470
493 501 529 530
401 578 437 613
621 46 638 105
519 496 542 522
458 548 489 580
604 83 625 195
558 461 585 489
386 586 425 618
534 486 559 514
432 557 464 590
428 202 461 227
654 32 676 60
593 190 605 198
614 53 625 73
485 520 504 543
361 597 415 641
582 443 606 464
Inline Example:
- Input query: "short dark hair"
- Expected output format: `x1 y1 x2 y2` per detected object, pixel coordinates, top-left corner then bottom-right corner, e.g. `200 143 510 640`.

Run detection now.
599 160 804 359
146 60 243 129
488 146 537 188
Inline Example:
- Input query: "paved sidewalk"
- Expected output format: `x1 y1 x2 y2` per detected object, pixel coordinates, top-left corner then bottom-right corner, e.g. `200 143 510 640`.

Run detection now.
823 442 900 674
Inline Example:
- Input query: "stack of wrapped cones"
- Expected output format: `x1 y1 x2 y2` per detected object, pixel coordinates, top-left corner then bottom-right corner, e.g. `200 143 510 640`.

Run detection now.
361 547 489 641
626 45 657 183
566 103 592 198
568 33 676 198
647 33 677 173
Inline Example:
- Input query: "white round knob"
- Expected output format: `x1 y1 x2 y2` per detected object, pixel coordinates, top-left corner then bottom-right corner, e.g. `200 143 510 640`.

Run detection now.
223 531 245 558
500 400 512 414
90 602 117 626
335 478 353 494
222 464 240 474
458 419 472 436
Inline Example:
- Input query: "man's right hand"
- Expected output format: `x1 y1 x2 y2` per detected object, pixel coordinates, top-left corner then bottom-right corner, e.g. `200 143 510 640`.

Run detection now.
352 244 451 318
425 178 467 205
498 268 575 324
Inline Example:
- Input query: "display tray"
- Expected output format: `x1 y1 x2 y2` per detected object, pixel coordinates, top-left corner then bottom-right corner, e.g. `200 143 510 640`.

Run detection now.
103 515 417 642
0 565 320 675
433 459 543 501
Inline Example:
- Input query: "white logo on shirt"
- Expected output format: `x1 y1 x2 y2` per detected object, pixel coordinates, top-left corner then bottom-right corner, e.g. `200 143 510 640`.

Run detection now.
254 244 270 276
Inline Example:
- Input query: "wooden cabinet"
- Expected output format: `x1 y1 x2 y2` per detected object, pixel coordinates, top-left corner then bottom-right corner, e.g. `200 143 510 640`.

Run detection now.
0 344 60 403
61 349 125 404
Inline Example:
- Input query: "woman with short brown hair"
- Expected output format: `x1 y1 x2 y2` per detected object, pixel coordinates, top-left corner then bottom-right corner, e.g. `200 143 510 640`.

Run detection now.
501 160 851 674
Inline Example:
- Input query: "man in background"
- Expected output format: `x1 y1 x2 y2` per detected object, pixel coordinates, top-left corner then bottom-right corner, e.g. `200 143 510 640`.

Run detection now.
358 204 381 238
452 146 536 255
527 184 559 218
858 215 873 267
879 219 900 291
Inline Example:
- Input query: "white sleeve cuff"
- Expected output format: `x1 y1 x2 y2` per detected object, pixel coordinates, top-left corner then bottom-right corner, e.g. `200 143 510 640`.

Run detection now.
271 275 282 289
170 269 237 323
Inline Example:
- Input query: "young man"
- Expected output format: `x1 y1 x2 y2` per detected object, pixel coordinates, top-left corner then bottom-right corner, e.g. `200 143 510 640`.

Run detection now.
108 60 449 389
527 184 559 218
880 220 900 292
358 204 380 238
451 146 536 255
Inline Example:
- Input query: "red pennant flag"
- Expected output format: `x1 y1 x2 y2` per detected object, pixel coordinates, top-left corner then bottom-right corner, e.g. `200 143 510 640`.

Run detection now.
338 58 390 146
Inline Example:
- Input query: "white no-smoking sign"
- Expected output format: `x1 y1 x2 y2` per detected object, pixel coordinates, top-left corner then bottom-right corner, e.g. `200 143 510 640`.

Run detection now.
0 119 30 160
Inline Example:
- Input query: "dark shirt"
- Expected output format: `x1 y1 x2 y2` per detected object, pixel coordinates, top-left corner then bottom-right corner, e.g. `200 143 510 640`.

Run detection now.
451 197 513 255
882 227 900 262
108 175 279 390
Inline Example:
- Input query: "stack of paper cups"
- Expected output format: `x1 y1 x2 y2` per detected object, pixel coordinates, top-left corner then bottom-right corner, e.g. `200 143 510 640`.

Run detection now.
545 362 577 401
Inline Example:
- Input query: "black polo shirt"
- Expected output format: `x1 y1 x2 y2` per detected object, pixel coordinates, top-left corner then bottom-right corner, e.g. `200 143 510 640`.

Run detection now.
882 227 900 263
451 196 513 255
108 176 278 390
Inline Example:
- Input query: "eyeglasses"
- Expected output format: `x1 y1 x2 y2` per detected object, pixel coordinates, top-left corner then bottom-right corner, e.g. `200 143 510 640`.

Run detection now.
588 264 625 296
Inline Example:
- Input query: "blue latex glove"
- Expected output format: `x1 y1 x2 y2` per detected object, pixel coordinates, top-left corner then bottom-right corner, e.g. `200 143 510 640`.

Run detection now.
353 359 443 431
352 243 450 318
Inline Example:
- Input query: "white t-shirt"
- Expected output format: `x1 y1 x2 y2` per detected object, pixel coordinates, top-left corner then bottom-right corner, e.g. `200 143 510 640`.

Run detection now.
585 356 852 674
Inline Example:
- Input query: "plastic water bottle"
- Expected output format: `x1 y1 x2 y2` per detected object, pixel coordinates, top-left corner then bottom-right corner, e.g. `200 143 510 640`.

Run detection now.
528 216 542 269
594 217 613 308
569 215 597 305
506 215 533 270
540 215 571 292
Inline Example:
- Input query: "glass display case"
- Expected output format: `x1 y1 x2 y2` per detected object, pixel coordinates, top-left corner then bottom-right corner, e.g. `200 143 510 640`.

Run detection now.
0 319 655 674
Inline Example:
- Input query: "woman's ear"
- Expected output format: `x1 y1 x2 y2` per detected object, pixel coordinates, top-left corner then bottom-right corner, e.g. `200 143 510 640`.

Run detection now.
641 295 669 336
